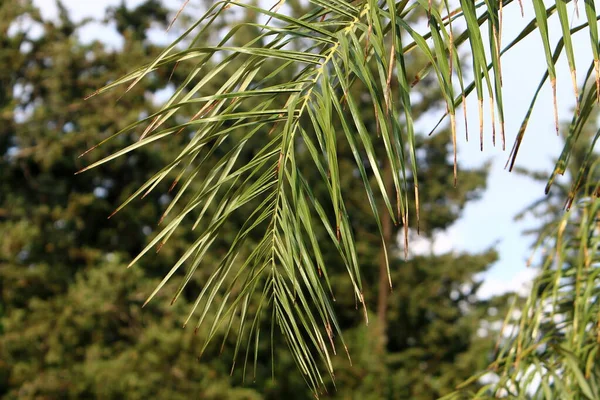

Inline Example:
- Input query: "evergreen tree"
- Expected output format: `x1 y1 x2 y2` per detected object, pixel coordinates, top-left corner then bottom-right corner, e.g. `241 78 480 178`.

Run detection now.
70 0 600 398
0 2 508 399
0 2 261 398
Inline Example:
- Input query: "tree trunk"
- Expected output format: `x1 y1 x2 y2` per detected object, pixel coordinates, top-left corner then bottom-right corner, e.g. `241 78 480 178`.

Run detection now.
376 157 393 354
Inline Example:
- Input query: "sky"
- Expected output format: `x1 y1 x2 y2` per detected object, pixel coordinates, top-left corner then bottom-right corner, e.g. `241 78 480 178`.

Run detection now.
32 0 590 298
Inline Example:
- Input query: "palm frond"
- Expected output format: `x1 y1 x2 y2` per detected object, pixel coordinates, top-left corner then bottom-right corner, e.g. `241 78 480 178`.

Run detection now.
81 0 600 393
452 162 600 399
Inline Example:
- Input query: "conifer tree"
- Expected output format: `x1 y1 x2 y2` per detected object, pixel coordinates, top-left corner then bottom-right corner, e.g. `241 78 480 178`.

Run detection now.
1 2 508 398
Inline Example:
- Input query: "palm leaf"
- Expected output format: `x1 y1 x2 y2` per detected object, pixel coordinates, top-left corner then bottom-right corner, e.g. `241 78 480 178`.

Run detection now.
82 0 600 394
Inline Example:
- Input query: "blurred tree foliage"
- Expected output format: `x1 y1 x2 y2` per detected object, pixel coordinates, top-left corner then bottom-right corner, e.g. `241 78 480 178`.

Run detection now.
0 1 508 398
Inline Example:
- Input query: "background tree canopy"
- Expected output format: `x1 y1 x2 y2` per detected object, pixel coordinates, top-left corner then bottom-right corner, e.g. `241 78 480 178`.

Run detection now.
1 0 599 399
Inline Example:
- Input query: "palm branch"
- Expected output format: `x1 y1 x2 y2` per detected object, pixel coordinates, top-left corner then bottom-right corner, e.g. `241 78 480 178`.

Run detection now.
80 0 600 395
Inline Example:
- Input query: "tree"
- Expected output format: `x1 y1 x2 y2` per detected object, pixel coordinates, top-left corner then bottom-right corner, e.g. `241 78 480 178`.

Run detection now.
1 1 511 399
0 1 264 398
80 0 600 397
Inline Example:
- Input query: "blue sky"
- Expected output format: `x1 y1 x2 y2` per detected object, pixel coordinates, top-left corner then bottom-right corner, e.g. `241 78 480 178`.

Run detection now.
33 0 589 298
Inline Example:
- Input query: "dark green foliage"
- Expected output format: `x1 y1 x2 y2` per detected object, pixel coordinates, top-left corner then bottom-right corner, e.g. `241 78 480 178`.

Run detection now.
0 2 261 398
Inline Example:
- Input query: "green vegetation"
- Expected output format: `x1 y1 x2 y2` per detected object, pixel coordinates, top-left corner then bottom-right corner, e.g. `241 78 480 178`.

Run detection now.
478 107 600 398
0 1 512 398
3 0 600 398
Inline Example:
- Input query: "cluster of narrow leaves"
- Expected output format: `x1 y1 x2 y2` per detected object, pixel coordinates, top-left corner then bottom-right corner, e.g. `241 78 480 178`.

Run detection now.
81 0 600 394
445 164 600 399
